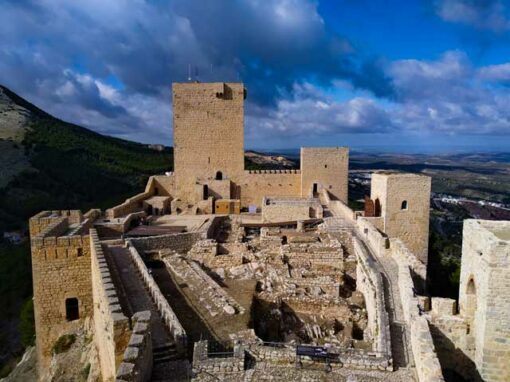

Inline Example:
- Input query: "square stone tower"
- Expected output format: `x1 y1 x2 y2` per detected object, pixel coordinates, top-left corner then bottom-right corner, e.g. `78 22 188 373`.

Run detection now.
300 147 349 203
173 82 245 199
459 219 510 382
370 172 431 265
29 211 93 373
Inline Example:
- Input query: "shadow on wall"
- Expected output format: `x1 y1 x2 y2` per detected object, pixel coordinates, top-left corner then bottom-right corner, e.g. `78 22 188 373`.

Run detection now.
429 324 480 382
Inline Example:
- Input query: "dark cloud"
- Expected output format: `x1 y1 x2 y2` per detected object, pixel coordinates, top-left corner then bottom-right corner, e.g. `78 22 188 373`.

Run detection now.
0 0 508 146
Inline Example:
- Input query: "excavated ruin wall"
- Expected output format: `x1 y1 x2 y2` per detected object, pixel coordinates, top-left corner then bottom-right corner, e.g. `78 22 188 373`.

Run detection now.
90 229 131 381
192 341 244 375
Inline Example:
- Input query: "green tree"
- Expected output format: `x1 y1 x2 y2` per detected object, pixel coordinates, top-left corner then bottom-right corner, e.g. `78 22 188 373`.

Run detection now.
19 298 35 347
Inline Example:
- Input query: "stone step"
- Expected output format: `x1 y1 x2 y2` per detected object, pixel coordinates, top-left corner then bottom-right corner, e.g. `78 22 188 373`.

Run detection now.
154 342 177 353
153 354 180 364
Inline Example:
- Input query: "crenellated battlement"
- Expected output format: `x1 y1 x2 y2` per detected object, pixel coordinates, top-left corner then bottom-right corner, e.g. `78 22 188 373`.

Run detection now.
244 169 301 174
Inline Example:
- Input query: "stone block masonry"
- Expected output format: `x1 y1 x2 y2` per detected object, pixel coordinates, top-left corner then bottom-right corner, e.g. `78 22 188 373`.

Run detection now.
30 212 94 374
300 147 349 203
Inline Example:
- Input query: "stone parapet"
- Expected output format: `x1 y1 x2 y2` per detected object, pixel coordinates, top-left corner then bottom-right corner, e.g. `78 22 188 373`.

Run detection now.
192 340 244 375
91 229 131 380
115 311 153 382
353 237 392 358
356 217 389 258
130 232 204 254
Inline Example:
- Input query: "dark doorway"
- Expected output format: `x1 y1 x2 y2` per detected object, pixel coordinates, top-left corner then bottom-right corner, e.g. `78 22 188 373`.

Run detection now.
312 183 318 196
65 298 79 321
374 198 381 217
203 185 209 200
215 171 223 180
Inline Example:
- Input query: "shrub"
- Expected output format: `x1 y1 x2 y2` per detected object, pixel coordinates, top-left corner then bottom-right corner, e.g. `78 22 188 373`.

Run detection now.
81 363 91 381
52 334 76 355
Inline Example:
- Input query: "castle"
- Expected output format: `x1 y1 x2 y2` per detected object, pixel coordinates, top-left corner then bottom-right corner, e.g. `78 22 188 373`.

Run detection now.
29 83 510 382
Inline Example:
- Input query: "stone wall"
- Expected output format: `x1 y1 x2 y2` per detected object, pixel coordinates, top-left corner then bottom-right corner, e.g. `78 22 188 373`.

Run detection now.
115 311 153 382
390 238 427 293
29 210 83 236
353 237 392 358
261 197 322 223
428 298 475 380
90 229 131 381
192 340 244 376
300 147 349 202
323 194 357 222
107 177 158 218
30 214 93 373
126 243 187 352
392 247 445 382
130 232 203 254
236 171 301 208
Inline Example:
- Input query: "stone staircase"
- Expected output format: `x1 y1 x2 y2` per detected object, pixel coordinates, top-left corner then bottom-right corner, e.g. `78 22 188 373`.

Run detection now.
153 342 180 364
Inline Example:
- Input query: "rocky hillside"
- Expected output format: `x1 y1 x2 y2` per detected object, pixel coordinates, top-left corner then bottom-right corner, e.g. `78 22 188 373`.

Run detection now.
0 85 175 233
244 150 297 169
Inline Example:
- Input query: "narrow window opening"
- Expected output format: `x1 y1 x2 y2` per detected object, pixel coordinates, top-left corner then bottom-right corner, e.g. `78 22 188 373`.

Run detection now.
65 298 79 321
215 171 223 180
77 248 83 257
312 183 318 196
324 164 327 168
203 185 209 200
401 200 408 210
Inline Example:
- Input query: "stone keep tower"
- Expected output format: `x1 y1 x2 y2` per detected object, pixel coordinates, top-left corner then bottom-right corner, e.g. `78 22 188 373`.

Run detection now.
370 172 431 265
459 220 510 382
300 147 349 203
173 82 245 199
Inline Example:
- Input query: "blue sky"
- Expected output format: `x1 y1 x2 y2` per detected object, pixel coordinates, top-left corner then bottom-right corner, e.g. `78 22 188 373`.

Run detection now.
1 0 510 153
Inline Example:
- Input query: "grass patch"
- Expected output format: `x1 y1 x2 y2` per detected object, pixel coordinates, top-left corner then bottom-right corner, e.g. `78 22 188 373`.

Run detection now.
52 334 76 355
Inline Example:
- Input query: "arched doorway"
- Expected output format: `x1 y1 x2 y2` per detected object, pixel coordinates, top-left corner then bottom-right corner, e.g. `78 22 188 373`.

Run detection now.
215 171 223 180
374 198 382 217
203 185 209 200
